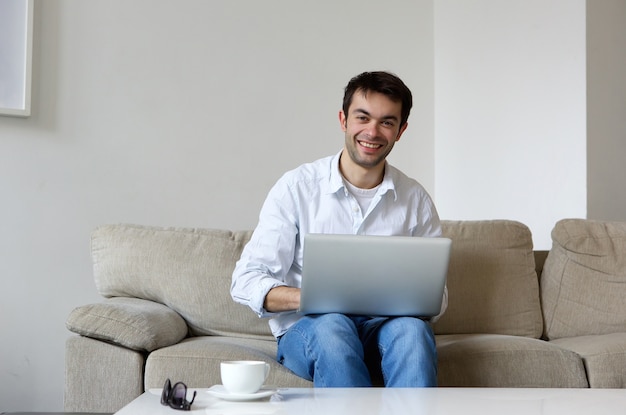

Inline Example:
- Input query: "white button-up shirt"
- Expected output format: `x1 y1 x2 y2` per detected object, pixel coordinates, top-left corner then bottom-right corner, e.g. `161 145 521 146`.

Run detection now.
231 151 447 338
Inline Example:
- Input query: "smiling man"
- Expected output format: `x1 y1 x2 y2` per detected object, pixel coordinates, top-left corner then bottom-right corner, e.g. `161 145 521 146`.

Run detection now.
231 71 446 387
339 84 408 188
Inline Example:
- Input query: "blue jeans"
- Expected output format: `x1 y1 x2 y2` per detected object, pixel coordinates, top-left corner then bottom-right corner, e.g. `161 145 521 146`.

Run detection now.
276 314 437 387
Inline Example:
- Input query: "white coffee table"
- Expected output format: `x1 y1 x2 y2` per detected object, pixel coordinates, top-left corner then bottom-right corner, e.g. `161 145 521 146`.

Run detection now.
115 386 626 414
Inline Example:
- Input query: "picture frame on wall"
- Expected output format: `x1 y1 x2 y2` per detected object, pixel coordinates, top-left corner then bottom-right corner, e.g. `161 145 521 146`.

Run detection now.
0 0 34 117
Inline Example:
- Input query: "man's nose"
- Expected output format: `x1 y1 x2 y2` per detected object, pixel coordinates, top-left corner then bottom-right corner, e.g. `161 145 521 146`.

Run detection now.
365 121 380 137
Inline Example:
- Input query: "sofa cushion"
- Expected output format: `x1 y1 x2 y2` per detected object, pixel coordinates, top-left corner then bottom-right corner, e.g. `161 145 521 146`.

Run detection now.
434 220 543 338
437 334 588 387
66 297 188 352
91 224 273 340
550 333 626 388
541 219 626 340
144 337 312 389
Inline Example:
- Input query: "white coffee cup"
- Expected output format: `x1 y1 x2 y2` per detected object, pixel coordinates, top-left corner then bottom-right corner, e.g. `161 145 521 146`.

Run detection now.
220 360 270 394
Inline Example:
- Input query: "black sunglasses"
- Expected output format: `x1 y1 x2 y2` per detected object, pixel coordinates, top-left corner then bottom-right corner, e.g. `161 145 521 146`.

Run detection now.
161 378 197 411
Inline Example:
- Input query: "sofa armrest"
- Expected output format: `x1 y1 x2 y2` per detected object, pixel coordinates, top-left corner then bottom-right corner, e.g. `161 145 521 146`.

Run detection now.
66 297 188 352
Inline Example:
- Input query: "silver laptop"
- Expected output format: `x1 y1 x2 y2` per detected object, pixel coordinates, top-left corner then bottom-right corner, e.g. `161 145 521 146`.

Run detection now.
299 234 452 317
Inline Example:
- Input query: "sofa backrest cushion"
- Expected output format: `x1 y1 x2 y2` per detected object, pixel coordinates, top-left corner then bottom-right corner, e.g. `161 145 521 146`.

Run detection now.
434 220 543 338
541 219 626 340
91 224 273 340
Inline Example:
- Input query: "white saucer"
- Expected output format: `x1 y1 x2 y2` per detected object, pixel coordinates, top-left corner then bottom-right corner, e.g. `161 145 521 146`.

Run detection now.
206 385 277 401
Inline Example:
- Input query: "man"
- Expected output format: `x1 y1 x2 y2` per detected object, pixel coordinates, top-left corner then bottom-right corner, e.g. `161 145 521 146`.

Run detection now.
231 71 446 387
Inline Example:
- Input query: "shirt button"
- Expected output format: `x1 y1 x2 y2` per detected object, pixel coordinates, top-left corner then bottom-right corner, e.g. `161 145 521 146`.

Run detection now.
353 205 359 213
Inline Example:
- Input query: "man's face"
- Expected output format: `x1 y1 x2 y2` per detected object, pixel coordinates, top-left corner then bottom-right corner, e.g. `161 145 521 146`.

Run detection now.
339 90 408 170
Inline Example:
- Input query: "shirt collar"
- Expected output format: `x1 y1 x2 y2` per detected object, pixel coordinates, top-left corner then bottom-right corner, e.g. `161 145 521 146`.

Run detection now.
326 150 398 200
327 151 345 194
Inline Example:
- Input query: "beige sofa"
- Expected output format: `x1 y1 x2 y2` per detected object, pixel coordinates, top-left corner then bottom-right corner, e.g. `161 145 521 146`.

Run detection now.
64 219 626 413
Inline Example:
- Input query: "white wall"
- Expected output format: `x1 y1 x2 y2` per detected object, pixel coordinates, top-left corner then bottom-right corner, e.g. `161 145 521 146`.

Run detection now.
0 0 433 411
434 0 587 249
0 1 594 412
587 0 626 221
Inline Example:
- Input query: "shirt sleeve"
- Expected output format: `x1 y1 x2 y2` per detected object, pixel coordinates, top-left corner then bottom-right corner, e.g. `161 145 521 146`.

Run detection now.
230 175 299 318
413 190 443 238
414 189 448 321
430 285 448 323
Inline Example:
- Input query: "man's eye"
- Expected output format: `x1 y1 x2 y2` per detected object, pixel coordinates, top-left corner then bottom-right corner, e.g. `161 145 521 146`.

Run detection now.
382 121 395 127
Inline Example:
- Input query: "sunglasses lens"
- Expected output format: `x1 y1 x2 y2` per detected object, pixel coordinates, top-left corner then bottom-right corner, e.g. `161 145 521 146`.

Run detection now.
171 383 187 406
160 378 172 405
161 379 193 410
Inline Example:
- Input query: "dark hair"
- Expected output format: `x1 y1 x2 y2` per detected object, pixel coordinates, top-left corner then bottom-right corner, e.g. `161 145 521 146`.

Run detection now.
342 71 413 127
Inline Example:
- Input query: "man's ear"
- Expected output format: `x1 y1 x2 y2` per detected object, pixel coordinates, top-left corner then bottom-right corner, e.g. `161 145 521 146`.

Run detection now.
396 122 408 141
339 110 347 132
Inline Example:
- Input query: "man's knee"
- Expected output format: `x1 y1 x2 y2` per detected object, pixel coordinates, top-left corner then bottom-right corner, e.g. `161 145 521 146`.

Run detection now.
390 317 431 334
307 313 357 336
279 314 368 383
380 317 435 350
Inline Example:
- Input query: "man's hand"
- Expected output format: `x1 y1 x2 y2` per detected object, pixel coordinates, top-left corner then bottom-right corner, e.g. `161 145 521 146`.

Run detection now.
263 286 301 312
